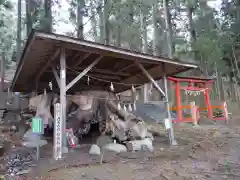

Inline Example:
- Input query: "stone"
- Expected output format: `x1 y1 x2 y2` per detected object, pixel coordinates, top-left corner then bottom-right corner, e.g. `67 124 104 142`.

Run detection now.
141 144 153 152
130 121 148 139
89 144 101 156
103 143 127 153
146 132 154 141
16 168 31 175
23 129 41 142
126 138 154 152
22 140 47 148
5 148 35 176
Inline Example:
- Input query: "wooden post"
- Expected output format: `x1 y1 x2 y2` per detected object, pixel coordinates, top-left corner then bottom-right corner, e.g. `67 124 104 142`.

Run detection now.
131 86 137 111
163 74 177 145
60 48 68 153
204 89 213 120
190 101 198 126
143 84 148 103
54 103 62 160
175 81 183 122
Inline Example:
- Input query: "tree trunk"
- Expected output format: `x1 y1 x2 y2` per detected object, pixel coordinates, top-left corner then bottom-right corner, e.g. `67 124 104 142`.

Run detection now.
187 5 199 76
220 76 226 101
44 0 52 32
1 53 5 92
16 0 22 64
26 0 32 36
214 62 221 101
98 0 104 43
115 5 121 47
128 0 134 49
163 0 174 58
77 0 85 39
229 53 238 101
140 3 148 102
232 45 240 79
152 3 159 56
103 0 109 45
229 76 237 101
187 6 196 47
90 0 97 41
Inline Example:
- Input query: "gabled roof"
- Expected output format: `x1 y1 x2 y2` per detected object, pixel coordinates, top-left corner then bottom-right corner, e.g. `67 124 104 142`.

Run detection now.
11 30 198 93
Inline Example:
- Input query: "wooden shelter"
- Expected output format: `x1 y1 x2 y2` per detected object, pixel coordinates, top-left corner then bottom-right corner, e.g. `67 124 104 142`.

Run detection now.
11 30 198 153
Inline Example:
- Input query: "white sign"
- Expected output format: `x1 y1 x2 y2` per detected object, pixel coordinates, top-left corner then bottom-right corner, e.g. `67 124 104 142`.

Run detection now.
54 103 62 160
164 118 172 130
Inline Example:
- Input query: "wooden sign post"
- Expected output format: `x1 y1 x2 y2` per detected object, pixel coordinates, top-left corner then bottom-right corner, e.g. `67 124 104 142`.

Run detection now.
54 103 63 160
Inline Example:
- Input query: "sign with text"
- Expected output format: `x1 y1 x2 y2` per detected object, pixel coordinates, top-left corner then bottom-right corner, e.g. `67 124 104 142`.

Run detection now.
54 103 62 160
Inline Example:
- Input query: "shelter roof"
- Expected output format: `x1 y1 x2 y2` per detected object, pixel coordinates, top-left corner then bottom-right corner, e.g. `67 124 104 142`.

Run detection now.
11 30 198 93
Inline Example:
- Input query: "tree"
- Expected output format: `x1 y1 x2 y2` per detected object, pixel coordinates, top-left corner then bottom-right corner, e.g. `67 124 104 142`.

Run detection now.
163 0 174 57
42 0 53 32
25 0 33 36
77 0 85 39
16 0 22 63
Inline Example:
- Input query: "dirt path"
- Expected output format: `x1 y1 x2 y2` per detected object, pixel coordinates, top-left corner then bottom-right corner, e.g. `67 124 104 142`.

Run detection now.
21 119 240 180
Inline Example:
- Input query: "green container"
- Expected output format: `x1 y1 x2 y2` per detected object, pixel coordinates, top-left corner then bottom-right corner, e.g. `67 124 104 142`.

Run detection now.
31 116 44 135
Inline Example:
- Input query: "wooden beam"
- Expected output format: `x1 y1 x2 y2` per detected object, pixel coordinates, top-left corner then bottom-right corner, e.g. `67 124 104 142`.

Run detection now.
51 65 60 87
117 64 134 72
66 56 102 91
135 61 165 97
74 53 91 67
74 73 121 80
45 70 122 80
120 65 161 86
65 44 163 64
72 67 130 76
35 49 60 82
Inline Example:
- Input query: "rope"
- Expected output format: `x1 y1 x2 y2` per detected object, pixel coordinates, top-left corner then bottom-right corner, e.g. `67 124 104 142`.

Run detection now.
66 67 143 86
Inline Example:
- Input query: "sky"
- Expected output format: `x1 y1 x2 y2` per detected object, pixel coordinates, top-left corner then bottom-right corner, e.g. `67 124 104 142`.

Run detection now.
208 0 221 10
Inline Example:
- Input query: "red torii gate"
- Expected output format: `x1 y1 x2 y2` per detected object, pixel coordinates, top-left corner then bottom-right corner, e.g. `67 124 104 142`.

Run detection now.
167 76 229 124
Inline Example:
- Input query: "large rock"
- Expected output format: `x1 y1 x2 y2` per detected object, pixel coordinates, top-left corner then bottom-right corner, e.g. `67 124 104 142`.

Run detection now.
126 138 153 152
89 144 101 156
103 143 127 153
130 121 148 139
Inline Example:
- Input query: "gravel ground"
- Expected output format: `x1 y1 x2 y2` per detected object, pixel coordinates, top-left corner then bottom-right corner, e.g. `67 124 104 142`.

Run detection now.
10 117 240 180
